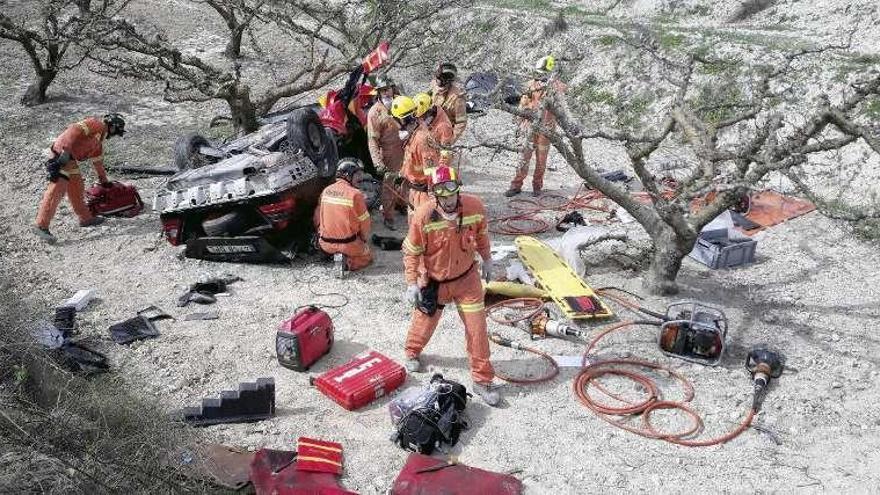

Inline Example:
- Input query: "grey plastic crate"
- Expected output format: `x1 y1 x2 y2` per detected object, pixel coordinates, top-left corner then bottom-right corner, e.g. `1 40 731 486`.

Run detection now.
689 228 757 269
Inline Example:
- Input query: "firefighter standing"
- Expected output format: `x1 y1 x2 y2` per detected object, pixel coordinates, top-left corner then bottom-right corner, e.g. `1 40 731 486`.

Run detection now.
430 63 468 144
505 56 567 198
392 94 454 216
401 166 501 406
33 113 126 244
366 75 405 230
315 158 373 278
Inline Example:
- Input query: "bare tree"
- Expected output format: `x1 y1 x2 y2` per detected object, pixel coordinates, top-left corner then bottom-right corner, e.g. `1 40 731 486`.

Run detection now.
0 0 125 105
491 28 880 294
201 0 265 58
85 0 470 133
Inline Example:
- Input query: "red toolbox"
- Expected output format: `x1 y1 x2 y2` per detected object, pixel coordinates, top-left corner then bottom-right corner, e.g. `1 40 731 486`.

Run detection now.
276 306 334 371
313 351 406 411
86 181 143 217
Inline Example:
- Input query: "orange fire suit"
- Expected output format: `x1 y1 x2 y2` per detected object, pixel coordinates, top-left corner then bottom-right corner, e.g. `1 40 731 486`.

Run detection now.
315 178 373 271
510 78 567 192
367 100 405 222
35 117 109 229
402 194 494 384
401 111 454 213
431 81 468 143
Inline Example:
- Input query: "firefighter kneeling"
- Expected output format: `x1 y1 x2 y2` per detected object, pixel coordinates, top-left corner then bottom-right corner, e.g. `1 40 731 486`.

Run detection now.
315 158 373 278
401 166 501 406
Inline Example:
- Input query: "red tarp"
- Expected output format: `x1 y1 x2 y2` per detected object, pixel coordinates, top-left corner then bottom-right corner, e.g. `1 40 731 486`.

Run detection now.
390 453 523 495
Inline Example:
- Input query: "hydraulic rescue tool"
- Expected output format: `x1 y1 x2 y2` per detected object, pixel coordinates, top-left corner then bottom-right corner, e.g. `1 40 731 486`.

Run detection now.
518 307 588 340
657 301 728 366
745 346 785 411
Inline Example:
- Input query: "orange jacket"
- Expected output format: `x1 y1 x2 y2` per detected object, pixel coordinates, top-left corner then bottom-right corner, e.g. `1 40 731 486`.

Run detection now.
52 117 109 182
520 78 567 129
402 194 491 285
431 81 467 142
317 179 371 242
366 101 404 173
401 114 453 186
429 107 454 148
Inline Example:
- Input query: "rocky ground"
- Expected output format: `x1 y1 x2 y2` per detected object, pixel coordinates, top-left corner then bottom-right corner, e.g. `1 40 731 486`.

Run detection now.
2 0 880 493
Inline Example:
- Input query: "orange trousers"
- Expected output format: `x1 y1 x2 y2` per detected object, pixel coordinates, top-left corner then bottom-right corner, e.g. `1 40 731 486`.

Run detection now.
404 269 494 384
35 168 94 229
318 238 373 271
510 137 550 192
380 176 398 222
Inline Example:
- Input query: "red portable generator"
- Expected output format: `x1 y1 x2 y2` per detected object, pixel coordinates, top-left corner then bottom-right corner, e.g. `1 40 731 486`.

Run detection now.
313 351 406 411
276 306 334 371
86 181 143 217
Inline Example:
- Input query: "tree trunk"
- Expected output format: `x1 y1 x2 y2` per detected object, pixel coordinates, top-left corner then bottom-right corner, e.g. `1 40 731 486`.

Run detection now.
20 69 57 106
224 82 258 133
643 227 696 295
224 26 244 59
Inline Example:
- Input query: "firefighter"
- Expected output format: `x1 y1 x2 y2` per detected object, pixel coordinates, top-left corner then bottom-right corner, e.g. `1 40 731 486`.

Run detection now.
33 113 125 244
430 63 468 143
393 94 453 217
367 75 405 230
400 166 501 406
505 55 567 198
413 92 453 148
315 158 373 278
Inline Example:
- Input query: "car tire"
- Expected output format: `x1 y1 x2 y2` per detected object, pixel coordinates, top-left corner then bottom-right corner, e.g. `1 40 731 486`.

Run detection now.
173 133 211 171
287 108 337 176
202 210 251 237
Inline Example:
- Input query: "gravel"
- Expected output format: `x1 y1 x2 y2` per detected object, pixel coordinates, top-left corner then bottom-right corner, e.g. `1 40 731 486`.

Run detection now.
2 0 880 493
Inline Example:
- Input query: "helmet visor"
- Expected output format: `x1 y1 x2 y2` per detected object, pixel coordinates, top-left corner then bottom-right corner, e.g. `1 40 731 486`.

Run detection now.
432 180 460 197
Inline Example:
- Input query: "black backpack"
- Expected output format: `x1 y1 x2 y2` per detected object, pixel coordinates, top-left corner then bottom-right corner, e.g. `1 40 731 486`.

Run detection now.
394 374 470 454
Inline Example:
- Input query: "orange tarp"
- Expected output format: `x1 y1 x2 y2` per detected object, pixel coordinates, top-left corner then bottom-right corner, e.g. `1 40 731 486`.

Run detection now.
739 190 816 235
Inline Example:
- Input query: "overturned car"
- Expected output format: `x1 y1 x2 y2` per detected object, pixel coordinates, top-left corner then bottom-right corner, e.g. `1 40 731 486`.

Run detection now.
153 107 379 262
154 44 390 263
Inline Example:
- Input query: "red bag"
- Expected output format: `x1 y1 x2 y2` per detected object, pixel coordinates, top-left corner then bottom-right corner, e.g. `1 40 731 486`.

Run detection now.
277 307 334 371
296 437 343 475
390 453 523 495
86 181 143 217
250 449 357 495
313 351 405 411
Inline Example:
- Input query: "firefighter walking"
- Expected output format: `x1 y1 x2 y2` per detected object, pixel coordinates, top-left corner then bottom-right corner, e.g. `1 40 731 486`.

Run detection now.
400 166 501 406
315 158 373 277
33 113 126 244
505 56 567 198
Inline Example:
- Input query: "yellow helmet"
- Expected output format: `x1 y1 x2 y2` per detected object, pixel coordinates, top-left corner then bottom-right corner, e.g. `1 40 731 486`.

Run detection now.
413 92 433 117
390 95 417 119
535 55 555 74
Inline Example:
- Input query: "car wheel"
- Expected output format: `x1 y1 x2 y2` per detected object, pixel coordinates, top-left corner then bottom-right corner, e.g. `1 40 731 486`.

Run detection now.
202 210 251 237
173 133 211 171
287 108 337 175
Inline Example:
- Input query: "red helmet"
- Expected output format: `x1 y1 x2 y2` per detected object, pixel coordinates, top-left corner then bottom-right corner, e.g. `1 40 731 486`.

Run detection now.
427 165 461 197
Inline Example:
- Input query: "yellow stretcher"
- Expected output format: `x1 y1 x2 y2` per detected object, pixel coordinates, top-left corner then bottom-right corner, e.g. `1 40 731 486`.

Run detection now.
514 236 613 320
483 281 549 300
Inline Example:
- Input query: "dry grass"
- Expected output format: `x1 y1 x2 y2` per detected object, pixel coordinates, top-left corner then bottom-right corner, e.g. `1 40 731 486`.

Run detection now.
0 261 220 494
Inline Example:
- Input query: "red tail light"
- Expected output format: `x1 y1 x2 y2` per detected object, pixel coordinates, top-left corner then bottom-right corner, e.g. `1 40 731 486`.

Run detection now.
161 217 182 245
259 193 296 229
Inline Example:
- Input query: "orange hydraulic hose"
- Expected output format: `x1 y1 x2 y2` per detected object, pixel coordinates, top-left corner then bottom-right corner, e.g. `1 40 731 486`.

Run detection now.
572 304 757 447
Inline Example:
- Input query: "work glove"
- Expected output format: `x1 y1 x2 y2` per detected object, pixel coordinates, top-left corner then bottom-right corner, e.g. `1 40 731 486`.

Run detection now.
481 257 494 283
405 284 421 307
